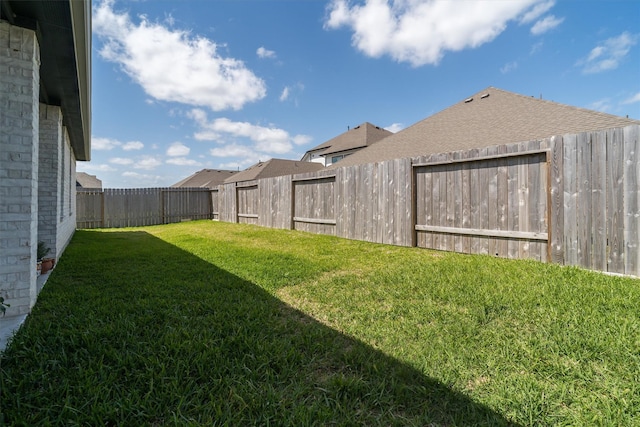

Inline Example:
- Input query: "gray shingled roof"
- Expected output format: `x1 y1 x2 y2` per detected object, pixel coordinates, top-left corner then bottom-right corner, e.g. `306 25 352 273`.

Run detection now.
330 87 640 169
76 172 102 189
172 169 239 188
225 159 324 184
304 122 393 158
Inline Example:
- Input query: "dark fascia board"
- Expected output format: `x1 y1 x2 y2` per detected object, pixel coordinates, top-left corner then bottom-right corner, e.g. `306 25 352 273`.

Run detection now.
322 144 367 157
69 0 91 161
3 0 91 161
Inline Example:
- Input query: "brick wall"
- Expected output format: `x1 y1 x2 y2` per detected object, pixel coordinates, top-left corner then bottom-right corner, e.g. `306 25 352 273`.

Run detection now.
38 104 62 257
57 127 76 257
0 23 41 315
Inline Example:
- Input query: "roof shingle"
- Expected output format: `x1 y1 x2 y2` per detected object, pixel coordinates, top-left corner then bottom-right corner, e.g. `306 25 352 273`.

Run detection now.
225 159 324 184
172 169 239 188
304 122 393 158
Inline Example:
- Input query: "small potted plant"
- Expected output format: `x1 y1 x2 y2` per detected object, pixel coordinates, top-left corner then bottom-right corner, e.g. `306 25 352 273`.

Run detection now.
37 241 54 274
0 289 9 317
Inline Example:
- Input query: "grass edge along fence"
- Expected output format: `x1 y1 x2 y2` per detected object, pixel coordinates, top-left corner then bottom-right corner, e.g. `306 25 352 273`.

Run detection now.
77 125 640 277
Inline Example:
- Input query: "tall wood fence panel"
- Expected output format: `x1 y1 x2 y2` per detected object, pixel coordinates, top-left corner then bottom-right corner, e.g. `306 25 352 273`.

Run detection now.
335 159 413 246
77 187 212 228
292 172 336 235
163 188 212 224
218 183 236 223
236 181 259 225
76 190 103 229
558 125 640 276
259 175 292 229
413 141 550 261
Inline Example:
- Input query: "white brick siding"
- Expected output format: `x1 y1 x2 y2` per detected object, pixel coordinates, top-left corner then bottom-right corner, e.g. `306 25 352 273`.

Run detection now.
0 23 41 315
1 22 78 316
38 104 63 257
57 128 76 257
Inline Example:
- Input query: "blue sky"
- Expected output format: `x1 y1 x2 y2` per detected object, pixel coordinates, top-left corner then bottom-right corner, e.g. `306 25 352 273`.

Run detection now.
81 0 640 188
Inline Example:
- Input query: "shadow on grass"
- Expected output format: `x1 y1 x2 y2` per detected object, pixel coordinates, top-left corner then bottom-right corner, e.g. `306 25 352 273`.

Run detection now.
1 230 519 426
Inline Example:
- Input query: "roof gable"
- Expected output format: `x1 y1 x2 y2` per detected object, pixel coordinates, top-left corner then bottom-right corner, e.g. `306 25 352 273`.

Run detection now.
76 172 102 189
172 169 238 188
304 122 393 158
331 87 640 169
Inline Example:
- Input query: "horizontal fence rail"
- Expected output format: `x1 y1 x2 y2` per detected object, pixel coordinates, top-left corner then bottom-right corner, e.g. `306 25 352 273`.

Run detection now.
78 125 640 278
77 187 213 229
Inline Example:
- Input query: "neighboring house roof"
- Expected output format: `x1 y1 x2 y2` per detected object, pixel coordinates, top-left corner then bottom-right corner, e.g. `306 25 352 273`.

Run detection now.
225 159 324 184
172 169 239 189
330 86 640 169
76 172 102 189
303 122 393 159
4 0 91 160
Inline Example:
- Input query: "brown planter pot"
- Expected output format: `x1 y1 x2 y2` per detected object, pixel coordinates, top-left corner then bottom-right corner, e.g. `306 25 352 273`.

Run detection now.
41 258 55 274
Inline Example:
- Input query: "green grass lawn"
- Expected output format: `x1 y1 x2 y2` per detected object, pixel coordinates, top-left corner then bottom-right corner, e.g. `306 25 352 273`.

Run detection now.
1 220 639 425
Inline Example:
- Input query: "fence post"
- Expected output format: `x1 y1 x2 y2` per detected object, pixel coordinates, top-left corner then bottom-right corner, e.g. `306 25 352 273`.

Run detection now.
100 191 105 228
290 176 295 230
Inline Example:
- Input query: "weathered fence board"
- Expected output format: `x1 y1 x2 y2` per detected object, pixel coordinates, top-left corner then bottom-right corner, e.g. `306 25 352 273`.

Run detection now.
211 189 219 220
607 129 625 273
591 131 607 270
624 125 640 275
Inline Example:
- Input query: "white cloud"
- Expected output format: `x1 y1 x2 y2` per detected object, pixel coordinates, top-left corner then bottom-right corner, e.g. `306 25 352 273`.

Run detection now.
134 156 163 170
589 98 613 113
219 159 260 169
210 144 259 158
122 171 164 186
78 163 117 172
93 136 144 152
166 157 202 166
188 109 311 155
384 123 404 133
622 92 640 105
122 141 144 151
278 82 305 105
579 32 639 74
530 41 543 55
324 0 549 67
93 0 266 111
166 142 190 157
530 15 564 35
92 136 121 151
500 61 518 74
292 135 313 146
519 0 554 24
280 86 290 101
109 157 134 165
257 46 276 59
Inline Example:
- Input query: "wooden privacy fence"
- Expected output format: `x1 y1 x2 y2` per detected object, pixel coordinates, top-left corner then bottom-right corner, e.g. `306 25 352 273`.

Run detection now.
77 187 213 228
77 125 639 277
210 125 639 277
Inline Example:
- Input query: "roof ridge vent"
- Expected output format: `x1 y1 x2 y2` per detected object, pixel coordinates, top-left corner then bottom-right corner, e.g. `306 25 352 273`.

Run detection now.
464 97 473 103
